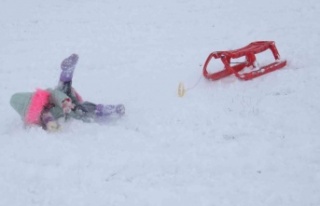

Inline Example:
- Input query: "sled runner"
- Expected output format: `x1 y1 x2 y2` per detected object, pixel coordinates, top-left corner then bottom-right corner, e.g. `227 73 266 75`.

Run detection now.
202 41 287 81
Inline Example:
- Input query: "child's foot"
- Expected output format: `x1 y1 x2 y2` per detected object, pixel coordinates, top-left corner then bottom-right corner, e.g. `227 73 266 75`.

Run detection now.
115 104 125 116
60 54 79 82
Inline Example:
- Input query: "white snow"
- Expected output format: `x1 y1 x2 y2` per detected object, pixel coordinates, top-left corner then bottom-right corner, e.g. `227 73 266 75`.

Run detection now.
0 0 320 205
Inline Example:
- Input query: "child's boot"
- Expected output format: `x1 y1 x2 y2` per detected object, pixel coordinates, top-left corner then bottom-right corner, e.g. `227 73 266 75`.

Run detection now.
115 104 125 116
95 104 125 117
60 53 79 83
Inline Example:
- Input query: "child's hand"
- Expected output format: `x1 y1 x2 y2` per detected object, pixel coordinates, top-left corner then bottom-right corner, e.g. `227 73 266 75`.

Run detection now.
62 98 75 114
46 121 60 132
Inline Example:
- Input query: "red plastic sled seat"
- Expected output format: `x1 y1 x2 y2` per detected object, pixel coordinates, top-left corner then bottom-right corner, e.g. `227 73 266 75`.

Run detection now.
203 41 287 81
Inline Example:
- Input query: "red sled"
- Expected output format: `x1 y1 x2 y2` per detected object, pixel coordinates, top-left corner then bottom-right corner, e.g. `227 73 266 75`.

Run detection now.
202 41 287 81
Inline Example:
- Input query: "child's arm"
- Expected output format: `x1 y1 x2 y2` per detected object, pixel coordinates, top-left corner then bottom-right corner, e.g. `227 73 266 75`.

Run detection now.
47 88 74 112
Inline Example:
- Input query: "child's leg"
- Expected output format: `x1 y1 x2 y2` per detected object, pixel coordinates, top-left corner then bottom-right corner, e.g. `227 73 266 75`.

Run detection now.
57 54 79 96
75 102 125 116
73 101 96 115
58 81 72 97
73 102 125 122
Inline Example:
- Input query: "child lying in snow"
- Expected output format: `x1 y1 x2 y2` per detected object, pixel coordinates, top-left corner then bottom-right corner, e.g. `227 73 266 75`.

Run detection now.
10 54 125 132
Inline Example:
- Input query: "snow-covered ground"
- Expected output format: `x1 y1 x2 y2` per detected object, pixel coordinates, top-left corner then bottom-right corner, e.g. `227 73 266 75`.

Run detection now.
0 0 320 205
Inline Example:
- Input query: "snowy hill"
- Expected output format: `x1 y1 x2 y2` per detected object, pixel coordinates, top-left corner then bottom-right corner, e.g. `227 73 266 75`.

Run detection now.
0 0 319 205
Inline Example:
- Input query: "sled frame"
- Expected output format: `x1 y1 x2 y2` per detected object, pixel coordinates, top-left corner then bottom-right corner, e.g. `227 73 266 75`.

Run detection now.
202 41 287 81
